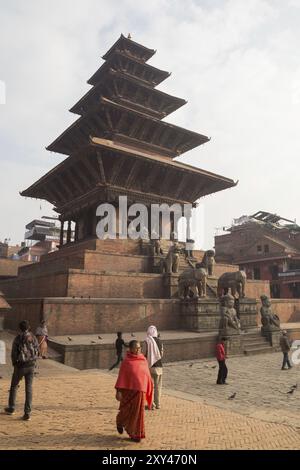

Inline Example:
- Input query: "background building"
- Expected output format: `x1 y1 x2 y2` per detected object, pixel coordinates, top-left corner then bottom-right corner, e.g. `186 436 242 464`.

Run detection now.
215 211 300 298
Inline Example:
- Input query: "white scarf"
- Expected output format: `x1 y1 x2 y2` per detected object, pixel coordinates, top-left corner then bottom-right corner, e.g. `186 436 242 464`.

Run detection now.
145 325 161 367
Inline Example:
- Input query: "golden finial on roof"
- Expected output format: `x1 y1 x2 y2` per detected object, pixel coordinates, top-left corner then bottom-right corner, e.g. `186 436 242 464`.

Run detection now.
127 33 132 39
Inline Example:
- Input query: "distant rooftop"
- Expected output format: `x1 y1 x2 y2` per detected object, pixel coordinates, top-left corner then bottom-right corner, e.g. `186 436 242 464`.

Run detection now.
230 211 299 232
25 219 56 230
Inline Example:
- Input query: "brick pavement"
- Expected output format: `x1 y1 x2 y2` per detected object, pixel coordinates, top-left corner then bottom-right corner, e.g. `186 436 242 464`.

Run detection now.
163 352 300 429
0 367 300 450
1 331 300 450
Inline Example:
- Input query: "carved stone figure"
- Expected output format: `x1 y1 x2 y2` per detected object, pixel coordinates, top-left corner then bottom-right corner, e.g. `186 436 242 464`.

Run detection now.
162 242 181 273
260 295 280 331
149 238 163 256
178 264 207 299
217 270 246 298
219 294 241 336
199 249 215 276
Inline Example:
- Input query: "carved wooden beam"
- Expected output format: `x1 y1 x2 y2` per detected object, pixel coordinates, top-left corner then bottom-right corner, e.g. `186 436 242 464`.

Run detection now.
175 174 188 199
43 186 58 205
130 116 143 138
54 178 69 201
140 120 152 141
96 151 107 184
105 107 114 130
68 167 87 194
149 123 163 145
124 160 140 188
76 160 94 188
93 113 109 131
81 156 99 183
109 156 123 185
61 172 76 198
115 110 127 133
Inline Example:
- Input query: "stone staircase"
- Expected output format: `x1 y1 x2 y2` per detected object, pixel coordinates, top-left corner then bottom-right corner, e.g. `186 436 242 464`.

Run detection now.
242 330 274 356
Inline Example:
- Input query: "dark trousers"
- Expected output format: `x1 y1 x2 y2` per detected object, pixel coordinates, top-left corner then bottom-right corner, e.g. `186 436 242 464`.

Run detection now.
8 365 35 414
109 353 122 371
282 352 292 369
217 360 228 384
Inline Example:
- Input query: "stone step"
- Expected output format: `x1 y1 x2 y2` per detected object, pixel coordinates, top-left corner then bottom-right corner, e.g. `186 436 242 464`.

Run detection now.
243 336 268 342
243 340 269 347
243 334 264 339
244 346 274 356
244 343 273 351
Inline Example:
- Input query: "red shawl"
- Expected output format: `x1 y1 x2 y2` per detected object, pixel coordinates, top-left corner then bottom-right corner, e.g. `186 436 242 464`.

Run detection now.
115 352 153 408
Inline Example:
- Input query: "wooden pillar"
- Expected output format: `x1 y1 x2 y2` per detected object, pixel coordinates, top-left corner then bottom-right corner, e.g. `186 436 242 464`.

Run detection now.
59 221 64 248
74 221 79 242
67 220 72 244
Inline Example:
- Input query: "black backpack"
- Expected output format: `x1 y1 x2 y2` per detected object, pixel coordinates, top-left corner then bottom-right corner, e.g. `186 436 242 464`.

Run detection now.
17 333 39 365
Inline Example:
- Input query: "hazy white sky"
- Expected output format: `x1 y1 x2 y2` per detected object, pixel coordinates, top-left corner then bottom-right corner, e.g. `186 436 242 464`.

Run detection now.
0 0 300 248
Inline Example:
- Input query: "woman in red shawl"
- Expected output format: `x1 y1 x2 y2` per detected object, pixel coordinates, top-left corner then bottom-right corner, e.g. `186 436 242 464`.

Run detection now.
115 340 153 442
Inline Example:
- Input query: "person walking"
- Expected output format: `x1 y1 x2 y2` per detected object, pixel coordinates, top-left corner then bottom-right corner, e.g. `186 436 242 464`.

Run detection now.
115 340 153 442
144 325 163 409
5 320 39 420
280 330 292 370
109 332 128 371
35 320 48 359
216 337 228 385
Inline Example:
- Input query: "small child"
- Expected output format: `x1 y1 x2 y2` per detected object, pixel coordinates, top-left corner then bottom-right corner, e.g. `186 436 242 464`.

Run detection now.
109 332 128 371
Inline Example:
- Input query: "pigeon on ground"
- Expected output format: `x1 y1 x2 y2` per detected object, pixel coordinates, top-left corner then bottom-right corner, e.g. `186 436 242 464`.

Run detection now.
290 384 298 390
189 363 193 367
228 393 236 400
67 337 72 341
131 333 135 337
211 365 217 369
98 336 102 340
287 389 295 394
91 341 96 344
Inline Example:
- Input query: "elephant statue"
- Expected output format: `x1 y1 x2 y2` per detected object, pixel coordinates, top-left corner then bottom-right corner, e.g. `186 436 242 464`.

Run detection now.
217 270 246 298
178 265 207 300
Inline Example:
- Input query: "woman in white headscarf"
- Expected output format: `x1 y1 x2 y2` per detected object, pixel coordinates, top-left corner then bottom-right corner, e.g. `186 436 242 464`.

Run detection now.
144 325 163 410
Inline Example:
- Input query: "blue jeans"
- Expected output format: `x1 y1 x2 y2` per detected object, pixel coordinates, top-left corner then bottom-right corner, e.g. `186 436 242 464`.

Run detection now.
8 365 35 414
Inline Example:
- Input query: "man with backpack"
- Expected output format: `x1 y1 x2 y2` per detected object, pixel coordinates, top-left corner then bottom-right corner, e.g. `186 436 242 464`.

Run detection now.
5 320 39 420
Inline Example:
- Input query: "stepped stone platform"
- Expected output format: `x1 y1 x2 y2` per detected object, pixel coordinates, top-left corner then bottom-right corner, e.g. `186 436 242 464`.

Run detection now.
0 237 278 371
47 327 293 370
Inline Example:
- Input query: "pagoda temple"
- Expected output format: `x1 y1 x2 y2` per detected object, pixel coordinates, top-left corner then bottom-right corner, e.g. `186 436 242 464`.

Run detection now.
21 34 235 244
0 35 249 368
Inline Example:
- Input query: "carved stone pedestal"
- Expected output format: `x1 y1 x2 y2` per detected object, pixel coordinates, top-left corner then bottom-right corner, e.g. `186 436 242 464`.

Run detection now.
180 299 221 331
238 298 258 330
225 335 243 356
164 273 179 298
261 327 281 348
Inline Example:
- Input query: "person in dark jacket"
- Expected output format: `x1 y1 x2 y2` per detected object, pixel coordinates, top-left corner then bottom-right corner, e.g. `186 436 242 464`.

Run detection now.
5 320 39 420
109 332 128 371
280 330 292 370
216 337 228 385
144 325 163 409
